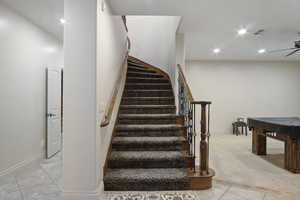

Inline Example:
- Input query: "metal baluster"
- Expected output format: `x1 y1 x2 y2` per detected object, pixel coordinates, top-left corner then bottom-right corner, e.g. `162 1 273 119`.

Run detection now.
193 103 196 172
207 103 211 174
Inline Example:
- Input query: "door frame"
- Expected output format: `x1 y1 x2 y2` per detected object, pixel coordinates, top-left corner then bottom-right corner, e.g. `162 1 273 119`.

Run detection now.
46 67 63 159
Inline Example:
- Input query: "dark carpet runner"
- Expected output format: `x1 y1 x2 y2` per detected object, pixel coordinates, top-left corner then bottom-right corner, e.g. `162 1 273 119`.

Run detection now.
104 60 190 191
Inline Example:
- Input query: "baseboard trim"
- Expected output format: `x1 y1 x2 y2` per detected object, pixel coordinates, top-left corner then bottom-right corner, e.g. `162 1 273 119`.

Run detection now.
0 152 44 177
62 184 102 200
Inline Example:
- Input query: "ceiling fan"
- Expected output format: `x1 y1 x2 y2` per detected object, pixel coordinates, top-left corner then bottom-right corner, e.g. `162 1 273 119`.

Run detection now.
268 41 300 57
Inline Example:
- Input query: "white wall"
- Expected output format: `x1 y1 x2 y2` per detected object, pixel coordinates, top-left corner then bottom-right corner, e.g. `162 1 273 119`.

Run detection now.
0 2 63 175
63 0 104 199
63 0 128 198
174 33 186 112
126 16 180 86
186 61 300 134
97 0 128 190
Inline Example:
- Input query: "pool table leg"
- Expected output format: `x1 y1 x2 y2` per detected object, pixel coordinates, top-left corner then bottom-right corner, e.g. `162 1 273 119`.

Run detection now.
252 129 266 155
285 138 300 173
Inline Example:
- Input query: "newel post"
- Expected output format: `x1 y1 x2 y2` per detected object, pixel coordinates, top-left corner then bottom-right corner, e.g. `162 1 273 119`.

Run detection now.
199 101 211 175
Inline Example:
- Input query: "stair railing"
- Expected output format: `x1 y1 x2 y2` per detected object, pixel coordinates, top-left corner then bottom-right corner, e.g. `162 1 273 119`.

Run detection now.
177 64 212 175
100 16 131 127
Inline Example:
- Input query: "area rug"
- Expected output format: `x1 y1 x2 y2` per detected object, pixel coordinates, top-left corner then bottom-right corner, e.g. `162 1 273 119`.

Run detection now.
111 193 195 200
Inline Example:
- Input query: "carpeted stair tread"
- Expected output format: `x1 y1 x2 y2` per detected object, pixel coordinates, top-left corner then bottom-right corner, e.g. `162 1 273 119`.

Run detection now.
104 168 189 183
104 59 190 191
126 77 169 83
128 62 148 68
127 72 164 78
125 83 172 90
120 105 175 109
111 136 186 151
128 66 157 73
122 97 174 101
126 83 170 86
121 97 175 105
118 114 177 125
119 105 176 114
110 151 184 161
119 114 177 119
112 136 186 151
104 168 189 191
108 151 186 168
116 124 183 130
124 90 174 97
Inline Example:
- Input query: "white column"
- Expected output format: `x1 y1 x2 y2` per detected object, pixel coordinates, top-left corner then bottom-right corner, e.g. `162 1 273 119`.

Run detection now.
63 0 99 199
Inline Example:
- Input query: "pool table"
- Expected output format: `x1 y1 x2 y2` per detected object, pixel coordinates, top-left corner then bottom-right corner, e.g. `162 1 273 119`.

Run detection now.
248 117 300 173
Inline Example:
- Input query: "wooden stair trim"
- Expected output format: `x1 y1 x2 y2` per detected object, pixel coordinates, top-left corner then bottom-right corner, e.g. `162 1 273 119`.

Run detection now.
100 53 128 127
128 56 171 81
177 64 194 102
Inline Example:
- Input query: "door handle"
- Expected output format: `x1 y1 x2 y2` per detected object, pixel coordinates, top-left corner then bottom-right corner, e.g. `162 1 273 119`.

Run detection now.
47 113 57 118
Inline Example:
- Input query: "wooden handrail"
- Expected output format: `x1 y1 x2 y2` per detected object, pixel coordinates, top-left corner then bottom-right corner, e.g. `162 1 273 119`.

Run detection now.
122 16 128 32
177 64 194 101
100 53 129 127
100 15 131 127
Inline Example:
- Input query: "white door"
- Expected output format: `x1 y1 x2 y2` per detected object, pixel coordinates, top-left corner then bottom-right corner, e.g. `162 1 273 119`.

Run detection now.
47 68 62 158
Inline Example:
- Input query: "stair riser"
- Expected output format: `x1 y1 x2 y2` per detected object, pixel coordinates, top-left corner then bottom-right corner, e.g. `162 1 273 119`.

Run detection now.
118 118 176 125
128 67 156 74
116 131 182 137
120 107 176 114
121 98 174 105
127 73 164 78
104 181 189 191
128 62 148 68
108 159 184 169
126 78 169 84
125 84 172 90
112 143 189 151
124 90 173 97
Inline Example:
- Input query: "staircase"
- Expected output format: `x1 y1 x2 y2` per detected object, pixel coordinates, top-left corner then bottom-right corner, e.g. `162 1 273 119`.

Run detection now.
103 58 193 191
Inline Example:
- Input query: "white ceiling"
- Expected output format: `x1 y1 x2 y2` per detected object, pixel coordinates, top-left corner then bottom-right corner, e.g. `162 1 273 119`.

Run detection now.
109 0 300 61
0 0 63 40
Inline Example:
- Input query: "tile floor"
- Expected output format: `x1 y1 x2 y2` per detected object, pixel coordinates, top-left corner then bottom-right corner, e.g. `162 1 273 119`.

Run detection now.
0 153 62 200
1 134 300 200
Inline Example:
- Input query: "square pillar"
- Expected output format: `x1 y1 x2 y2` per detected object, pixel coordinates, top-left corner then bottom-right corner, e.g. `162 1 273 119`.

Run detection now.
63 0 99 199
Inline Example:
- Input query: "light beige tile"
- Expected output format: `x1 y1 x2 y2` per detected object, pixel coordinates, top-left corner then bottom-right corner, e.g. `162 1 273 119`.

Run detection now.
16 169 52 189
0 174 18 193
0 190 23 200
264 191 300 200
220 185 265 200
21 184 61 200
192 181 231 200
41 162 62 181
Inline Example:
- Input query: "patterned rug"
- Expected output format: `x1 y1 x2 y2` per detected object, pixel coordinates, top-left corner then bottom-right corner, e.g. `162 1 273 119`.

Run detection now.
111 193 195 200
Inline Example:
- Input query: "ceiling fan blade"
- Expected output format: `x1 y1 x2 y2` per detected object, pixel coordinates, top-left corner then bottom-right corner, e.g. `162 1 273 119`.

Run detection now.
268 48 298 53
285 49 300 57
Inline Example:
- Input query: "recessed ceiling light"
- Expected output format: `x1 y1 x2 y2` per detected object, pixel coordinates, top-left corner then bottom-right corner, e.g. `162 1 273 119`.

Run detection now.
258 49 266 54
237 28 247 36
213 48 221 54
59 18 66 24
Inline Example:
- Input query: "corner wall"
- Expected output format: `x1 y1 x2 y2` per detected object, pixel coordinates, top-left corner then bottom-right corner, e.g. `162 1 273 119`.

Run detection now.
0 2 63 175
126 16 180 86
186 60 300 134
96 0 128 190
